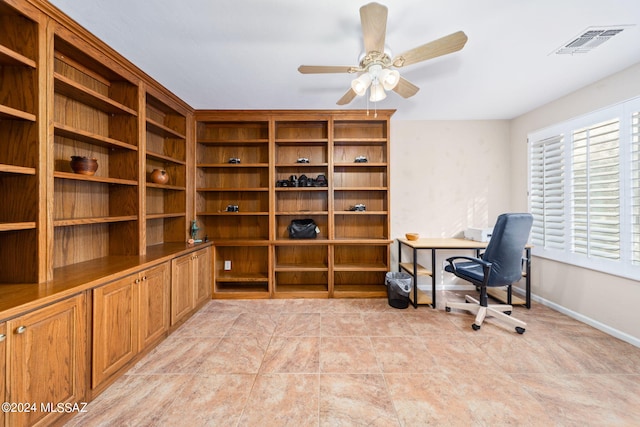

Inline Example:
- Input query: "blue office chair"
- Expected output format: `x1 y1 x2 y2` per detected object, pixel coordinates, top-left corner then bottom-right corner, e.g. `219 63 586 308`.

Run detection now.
444 213 533 334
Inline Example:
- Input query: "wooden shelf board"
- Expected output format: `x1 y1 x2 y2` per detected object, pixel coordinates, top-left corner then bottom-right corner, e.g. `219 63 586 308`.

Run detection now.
334 187 388 191
275 139 328 144
54 122 137 151
334 162 388 167
487 288 526 305
275 284 329 294
198 139 269 145
146 182 186 191
0 222 37 232
0 104 36 121
197 211 269 216
409 287 432 305
275 187 328 192
400 263 433 276
146 150 185 165
275 263 328 272
197 187 268 192
333 238 393 244
334 263 388 271
0 44 36 68
0 163 36 175
146 117 186 139
333 138 387 144
146 212 186 220
333 284 386 297
275 163 329 167
274 238 330 244
275 211 328 216
336 211 387 215
216 272 269 282
54 171 137 186
197 163 268 168
54 73 137 116
54 215 138 227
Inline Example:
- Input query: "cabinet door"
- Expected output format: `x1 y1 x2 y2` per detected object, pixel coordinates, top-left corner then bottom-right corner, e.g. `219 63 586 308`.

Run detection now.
0 322 5 427
171 254 193 325
139 263 170 350
7 294 87 427
92 275 137 388
194 247 212 305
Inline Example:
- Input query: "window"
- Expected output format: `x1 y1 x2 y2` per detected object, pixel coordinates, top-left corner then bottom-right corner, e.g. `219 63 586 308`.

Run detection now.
528 97 640 279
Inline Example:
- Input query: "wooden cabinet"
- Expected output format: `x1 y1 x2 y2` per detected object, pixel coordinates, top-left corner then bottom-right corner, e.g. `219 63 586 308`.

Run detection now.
4 293 87 427
171 247 211 325
0 322 5 427
195 111 392 299
92 262 170 389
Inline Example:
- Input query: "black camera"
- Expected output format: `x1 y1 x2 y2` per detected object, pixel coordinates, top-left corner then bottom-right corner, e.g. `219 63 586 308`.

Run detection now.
225 204 239 212
350 204 366 211
228 157 241 164
296 157 310 163
354 156 368 163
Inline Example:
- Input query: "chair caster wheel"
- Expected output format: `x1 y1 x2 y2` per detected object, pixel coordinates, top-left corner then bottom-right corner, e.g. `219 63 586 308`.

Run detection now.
471 324 481 331
445 307 451 312
504 311 512 315
515 327 525 334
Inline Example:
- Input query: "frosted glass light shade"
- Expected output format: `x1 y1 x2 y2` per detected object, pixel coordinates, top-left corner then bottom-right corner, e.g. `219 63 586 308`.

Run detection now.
379 68 400 91
351 73 372 96
369 83 387 102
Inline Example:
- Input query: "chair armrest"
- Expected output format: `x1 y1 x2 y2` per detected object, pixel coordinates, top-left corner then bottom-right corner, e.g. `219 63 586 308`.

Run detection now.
445 256 492 276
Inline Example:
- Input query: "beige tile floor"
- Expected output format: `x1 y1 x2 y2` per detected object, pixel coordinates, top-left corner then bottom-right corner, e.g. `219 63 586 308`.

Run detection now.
66 291 640 426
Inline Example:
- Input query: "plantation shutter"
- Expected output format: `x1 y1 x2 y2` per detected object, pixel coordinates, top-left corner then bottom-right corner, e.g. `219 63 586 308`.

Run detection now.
632 111 640 265
571 119 620 260
530 134 565 250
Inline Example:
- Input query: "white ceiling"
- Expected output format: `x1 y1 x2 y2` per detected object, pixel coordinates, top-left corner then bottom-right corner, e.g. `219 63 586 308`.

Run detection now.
48 0 640 120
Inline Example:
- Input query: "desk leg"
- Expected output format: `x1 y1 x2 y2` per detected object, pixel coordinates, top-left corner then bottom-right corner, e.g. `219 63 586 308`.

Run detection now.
526 247 531 309
412 247 418 308
431 249 436 308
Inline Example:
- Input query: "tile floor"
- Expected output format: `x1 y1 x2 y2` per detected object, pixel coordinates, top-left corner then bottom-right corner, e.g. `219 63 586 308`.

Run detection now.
66 291 640 426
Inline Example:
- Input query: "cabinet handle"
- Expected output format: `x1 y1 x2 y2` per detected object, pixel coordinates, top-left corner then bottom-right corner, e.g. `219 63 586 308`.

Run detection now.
142 276 147 281
0 334 5 342
15 326 27 334
135 279 140 284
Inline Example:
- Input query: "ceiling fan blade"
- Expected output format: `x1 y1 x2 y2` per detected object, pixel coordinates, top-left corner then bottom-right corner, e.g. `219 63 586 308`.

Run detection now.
337 88 357 105
298 65 357 74
392 31 468 68
393 77 420 98
360 2 387 53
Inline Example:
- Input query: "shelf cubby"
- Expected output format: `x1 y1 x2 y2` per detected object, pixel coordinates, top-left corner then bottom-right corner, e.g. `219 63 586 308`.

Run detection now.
214 245 270 295
274 245 329 271
196 189 269 214
335 213 388 240
275 214 328 241
274 271 329 296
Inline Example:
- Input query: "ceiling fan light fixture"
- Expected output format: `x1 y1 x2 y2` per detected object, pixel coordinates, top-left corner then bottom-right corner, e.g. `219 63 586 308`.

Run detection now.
369 83 387 102
351 73 372 96
379 68 400 91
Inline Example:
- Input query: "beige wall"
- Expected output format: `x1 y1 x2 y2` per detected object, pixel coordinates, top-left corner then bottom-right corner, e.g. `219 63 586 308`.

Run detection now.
390 120 512 286
389 62 640 345
509 62 640 345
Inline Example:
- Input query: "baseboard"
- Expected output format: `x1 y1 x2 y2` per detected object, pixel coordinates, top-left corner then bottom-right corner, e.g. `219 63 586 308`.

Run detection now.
510 286 640 349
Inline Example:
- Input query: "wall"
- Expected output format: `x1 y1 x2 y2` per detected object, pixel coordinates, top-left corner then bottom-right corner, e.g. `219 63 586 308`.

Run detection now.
390 120 511 287
509 62 640 345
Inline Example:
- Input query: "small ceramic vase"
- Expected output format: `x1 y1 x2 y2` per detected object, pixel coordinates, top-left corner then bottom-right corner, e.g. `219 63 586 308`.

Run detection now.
70 156 98 176
150 168 169 184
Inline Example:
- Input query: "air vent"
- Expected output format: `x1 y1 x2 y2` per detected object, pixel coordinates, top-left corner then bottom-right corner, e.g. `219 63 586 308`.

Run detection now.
553 26 630 55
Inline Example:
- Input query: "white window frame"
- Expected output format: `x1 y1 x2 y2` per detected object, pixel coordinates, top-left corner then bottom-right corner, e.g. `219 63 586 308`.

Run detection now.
528 96 640 281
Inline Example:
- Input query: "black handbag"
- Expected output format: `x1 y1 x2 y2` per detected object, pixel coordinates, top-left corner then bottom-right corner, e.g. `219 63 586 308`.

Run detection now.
288 219 319 239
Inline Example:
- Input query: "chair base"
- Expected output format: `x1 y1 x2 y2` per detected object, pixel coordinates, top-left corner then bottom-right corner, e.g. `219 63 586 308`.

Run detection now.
445 295 526 334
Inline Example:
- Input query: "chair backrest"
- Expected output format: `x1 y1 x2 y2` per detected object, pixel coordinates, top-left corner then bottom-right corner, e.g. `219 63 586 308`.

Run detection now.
482 213 533 286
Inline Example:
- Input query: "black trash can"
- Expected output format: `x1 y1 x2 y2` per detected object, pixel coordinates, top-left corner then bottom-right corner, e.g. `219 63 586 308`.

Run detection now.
385 272 412 309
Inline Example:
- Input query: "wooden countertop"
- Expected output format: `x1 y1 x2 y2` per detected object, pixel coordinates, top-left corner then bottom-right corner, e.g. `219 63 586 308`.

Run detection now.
0 242 212 321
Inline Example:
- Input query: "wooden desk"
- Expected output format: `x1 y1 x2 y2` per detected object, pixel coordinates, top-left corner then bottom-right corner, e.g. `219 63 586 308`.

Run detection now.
397 238 531 309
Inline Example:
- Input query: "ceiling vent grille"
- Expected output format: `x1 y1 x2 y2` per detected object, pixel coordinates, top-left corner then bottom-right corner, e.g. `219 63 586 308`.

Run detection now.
554 26 629 55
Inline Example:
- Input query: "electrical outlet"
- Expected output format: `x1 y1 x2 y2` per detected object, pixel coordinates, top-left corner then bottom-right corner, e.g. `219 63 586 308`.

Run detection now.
224 260 232 271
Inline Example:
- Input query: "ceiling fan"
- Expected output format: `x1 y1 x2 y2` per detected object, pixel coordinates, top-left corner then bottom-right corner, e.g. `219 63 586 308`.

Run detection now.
298 2 468 105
